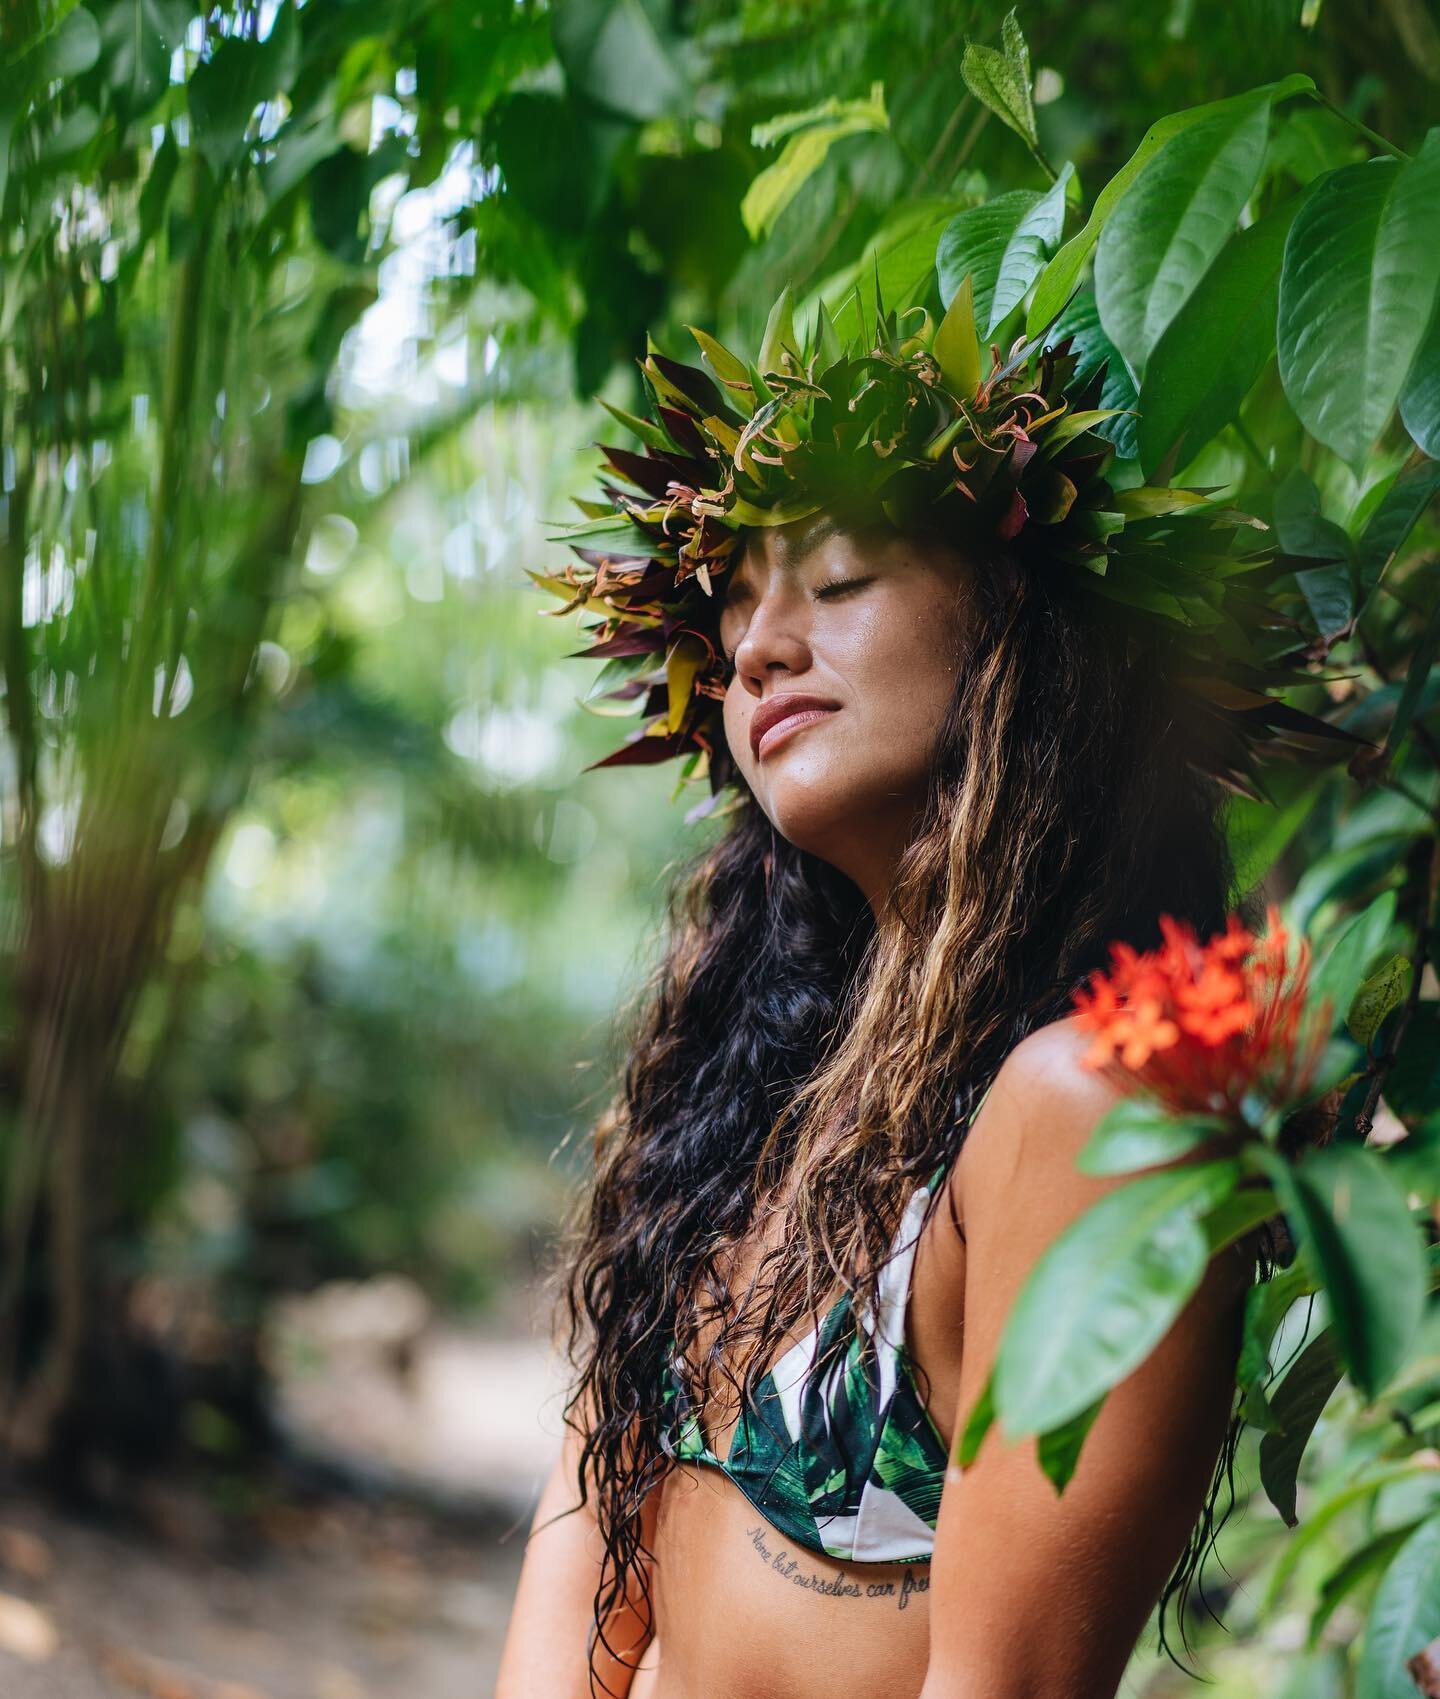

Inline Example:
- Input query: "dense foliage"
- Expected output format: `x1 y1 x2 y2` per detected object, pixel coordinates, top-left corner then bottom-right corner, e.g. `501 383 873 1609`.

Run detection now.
1 0 1438 1689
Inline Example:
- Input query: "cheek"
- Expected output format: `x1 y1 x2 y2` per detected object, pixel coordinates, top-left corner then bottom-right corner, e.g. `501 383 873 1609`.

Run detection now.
843 595 962 711
722 680 755 772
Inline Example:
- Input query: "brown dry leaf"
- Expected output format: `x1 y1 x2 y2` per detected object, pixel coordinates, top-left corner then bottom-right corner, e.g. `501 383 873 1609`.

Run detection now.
0 1590 59 1663
1409 1636 1440 1698
0 1525 52 1582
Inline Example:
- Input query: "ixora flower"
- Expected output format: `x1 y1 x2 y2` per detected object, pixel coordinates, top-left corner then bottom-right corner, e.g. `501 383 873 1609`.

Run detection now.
1070 906 1333 1124
529 267 1364 812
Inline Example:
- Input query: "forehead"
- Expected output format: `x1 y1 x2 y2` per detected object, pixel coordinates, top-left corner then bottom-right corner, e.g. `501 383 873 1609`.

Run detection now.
732 513 849 580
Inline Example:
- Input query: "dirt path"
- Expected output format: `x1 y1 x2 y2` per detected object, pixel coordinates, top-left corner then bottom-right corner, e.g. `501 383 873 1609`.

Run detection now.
0 1296 572 1698
0 1489 529 1699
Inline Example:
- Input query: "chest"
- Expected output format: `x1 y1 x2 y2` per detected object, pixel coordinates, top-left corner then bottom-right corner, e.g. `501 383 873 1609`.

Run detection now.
678 1168 970 1465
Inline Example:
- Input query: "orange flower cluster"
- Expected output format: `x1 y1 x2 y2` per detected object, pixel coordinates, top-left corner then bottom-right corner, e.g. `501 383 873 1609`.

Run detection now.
1070 905 1333 1119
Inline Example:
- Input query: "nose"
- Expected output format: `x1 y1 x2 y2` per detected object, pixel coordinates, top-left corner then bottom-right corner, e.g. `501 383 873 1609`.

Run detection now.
731 577 813 694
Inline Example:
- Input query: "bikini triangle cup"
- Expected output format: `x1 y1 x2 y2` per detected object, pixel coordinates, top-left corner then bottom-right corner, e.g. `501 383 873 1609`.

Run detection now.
656 1081 995 1566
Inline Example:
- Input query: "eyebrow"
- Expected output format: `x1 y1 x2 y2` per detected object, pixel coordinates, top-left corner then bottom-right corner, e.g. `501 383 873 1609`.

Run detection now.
729 514 849 590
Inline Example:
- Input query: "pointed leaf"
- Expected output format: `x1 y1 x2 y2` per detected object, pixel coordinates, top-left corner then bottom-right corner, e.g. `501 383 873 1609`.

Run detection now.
1027 76 1314 338
758 281 800 375
936 190 1043 338
1076 1098 1227 1176
1347 954 1412 1049
1355 458 1440 604
1095 99 1271 386
1138 191 1304 475
1399 291 1440 457
933 272 981 399
994 1160 1240 1434
960 8 1038 154
955 1367 995 1468
1258 1326 1342 1525
1273 1141 1427 1400
1036 1393 1106 1492
1278 130 1440 468
1356 1514 1440 1699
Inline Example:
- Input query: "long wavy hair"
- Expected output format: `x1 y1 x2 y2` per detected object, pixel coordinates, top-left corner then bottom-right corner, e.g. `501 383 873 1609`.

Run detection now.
542 520 1281 1695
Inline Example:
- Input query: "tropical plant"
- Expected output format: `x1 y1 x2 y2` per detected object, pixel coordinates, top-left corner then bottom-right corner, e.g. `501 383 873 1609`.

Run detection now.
923 29 1440 1691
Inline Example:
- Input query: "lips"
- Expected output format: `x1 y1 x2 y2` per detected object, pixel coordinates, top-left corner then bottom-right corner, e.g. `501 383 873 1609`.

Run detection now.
749 692 842 759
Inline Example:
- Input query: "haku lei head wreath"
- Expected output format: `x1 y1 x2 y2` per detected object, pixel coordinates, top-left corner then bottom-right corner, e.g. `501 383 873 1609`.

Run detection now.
529 265 1361 818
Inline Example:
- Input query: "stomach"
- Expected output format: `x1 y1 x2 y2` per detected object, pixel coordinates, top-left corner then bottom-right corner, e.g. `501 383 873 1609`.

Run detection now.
629 1462 933 1699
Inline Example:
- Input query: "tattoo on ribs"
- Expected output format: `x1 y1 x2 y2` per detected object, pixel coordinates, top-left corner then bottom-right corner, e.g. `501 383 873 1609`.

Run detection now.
743 1523 930 1609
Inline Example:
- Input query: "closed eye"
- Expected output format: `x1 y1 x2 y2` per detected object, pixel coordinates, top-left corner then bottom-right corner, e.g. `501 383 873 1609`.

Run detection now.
719 575 875 666
815 575 874 600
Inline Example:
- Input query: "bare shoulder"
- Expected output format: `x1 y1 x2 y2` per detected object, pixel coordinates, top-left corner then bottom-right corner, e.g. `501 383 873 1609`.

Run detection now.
952 1014 1130 1216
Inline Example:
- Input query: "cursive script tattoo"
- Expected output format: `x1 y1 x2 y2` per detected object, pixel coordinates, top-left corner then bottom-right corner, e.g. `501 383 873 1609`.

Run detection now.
743 1523 931 1609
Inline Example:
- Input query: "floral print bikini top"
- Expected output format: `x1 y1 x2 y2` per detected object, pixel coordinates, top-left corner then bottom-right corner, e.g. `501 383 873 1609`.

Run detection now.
657 1086 991 1568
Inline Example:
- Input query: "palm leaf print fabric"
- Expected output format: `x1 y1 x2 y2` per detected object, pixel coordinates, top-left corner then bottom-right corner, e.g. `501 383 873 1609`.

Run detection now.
657 1162 955 1565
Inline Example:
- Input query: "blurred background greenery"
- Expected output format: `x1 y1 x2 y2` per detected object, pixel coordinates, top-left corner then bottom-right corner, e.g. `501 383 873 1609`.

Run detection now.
0 0 1437 1692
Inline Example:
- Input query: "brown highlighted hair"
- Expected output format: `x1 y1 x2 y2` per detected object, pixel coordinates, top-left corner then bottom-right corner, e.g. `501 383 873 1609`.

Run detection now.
542 523 1258 1694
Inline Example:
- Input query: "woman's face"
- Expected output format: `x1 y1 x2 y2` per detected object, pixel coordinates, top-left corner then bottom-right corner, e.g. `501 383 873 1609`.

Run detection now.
718 513 977 910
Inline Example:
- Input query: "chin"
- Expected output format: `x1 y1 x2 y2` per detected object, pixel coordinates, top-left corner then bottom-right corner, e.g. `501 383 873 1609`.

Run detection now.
757 761 883 854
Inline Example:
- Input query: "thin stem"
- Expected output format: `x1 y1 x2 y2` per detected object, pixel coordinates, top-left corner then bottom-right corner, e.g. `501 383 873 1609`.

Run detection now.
1311 91 1410 162
1028 139 1058 184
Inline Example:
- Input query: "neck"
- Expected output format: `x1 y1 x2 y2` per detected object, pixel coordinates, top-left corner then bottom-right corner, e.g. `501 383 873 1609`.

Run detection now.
838 807 923 930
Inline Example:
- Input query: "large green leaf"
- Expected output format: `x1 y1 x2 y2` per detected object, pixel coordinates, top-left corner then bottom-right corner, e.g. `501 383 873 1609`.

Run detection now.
1025 75 1313 338
1258 1326 1342 1525
1095 99 1271 386
550 0 686 123
1309 887 1398 1031
1076 1097 1226 1177
101 0 191 116
986 163 1074 334
1237 1261 1316 1430
1309 1520 1428 1649
29 5 101 82
1356 1514 1440 1699
188 5 300 178
1399 292 1440 457
994 1160 1240 1435
1225 765 1325 900
1267 1460 1440 1607
741 84 889 241
1285 838 1403 935
1138 193 1303 476
1347 954 1412 1050
1044 288 1139 458
1273 1142 1427 1399
937 189 1043 333
1355 458 1440 606
1278 131 1440 468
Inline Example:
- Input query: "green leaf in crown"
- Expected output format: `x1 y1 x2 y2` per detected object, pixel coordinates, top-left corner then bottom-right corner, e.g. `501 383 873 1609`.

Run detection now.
531 260 1364 808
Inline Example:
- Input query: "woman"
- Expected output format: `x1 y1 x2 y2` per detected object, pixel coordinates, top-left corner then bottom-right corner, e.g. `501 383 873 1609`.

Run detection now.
497 285 1327 1697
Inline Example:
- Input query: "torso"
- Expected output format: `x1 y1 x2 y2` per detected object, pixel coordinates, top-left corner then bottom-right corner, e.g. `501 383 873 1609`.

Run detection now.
628 1150 971 1699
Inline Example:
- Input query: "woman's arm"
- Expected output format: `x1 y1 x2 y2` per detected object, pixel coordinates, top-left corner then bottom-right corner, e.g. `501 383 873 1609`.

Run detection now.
496 1394 658 1698
921 1019 1252 1699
